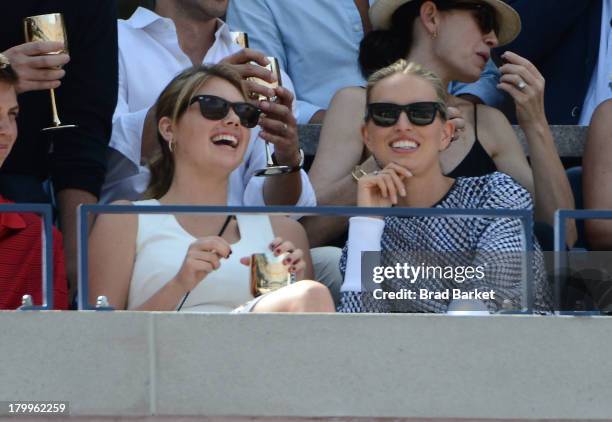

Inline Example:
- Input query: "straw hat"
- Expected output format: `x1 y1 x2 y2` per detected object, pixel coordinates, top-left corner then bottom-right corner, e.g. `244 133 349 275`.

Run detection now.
369 0 521 46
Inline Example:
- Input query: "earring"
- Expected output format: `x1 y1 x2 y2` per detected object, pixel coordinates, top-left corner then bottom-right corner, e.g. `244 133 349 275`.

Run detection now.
431 30 438 40
168 140 175 153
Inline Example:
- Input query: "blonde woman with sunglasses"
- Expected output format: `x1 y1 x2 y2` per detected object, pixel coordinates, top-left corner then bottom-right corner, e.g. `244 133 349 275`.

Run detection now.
337 60 552 313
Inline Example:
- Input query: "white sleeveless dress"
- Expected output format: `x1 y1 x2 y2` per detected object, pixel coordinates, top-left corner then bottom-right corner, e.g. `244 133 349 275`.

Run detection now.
127 199 275 312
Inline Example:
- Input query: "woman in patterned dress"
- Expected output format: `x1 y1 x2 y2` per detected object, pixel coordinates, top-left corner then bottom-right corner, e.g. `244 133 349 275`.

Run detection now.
338 60 552 313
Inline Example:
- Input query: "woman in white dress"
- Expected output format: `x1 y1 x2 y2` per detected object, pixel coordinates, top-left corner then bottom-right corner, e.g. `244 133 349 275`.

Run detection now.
88 64 334 312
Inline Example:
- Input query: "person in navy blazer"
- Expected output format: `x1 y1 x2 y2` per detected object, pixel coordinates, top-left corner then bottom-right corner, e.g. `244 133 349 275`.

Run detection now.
499 0 602 124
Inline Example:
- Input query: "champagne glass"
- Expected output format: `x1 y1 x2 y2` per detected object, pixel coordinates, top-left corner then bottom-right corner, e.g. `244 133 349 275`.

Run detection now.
250 253 294 297
23 13 77 131
230 31 249 49
251 56 294 176
230 33 292 176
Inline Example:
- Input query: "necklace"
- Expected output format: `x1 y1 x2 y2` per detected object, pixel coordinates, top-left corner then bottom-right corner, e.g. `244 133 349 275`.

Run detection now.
176 215 234 311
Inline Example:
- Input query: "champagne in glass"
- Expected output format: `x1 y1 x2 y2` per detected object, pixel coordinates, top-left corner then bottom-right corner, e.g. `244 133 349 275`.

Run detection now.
229 33 293 176
251 57 294 176
230 31 249 49
250 253 293 297
23 13 77 131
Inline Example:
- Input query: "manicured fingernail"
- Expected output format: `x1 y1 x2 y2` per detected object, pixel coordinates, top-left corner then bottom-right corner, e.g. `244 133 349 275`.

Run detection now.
290 266 296 272
283 258 291 265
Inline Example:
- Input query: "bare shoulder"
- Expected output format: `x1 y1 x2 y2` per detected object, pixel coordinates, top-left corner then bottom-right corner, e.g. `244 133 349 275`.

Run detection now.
330 86 366 108
473 104 518 154
594 98 612 115
476 103 512 125
91 200 138 240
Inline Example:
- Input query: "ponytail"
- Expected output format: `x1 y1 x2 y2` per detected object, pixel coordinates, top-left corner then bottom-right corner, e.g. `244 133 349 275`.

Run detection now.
358 0 426 78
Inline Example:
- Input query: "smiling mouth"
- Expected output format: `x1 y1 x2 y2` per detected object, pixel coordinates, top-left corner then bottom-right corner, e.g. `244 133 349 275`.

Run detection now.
211 134 239 149
390 140 419 152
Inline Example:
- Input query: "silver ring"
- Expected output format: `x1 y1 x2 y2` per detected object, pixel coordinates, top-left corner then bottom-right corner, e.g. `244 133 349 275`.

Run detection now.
373 170 379 175
517 79 527 90
282 123 288 131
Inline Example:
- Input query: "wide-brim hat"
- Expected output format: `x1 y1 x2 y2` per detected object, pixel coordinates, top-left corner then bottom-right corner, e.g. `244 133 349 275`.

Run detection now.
370 0 521 46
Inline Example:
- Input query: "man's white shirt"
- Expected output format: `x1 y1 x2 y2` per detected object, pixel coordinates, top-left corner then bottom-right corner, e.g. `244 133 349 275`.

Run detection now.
102 7 316 206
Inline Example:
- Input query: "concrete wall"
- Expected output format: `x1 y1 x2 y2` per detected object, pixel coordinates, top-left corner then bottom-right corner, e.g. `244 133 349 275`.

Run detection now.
1 312 611 419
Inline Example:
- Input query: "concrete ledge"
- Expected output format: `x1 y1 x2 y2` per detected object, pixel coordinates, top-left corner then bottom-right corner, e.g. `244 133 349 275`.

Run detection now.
298 125 588 157
1 312 611 419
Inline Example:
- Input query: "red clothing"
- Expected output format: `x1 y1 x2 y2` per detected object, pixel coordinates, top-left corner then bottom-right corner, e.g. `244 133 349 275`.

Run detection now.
0 195 68 310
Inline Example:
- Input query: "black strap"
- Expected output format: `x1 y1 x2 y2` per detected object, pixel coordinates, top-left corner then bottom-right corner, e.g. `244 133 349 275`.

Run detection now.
218 215 233 236
177 215 234 311
473 103 479 142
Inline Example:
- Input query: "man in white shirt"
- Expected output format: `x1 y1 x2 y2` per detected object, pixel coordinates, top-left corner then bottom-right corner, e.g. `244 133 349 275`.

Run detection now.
102 0 315 207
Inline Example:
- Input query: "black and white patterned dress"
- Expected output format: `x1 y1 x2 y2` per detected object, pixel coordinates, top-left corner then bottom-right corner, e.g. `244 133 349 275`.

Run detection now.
338 172 552 313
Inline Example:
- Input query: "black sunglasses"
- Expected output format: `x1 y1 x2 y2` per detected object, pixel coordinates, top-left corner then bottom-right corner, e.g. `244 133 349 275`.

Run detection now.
436 1 500 36
189 95 262 128
366 102 446 127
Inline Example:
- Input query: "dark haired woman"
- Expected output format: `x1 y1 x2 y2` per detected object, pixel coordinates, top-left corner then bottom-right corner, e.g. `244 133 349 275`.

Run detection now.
306 0 575 248
88 64 334 313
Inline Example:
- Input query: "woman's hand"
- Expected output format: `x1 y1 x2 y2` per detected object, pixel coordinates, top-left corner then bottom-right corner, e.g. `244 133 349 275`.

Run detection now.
447 106 465 142
357 163 412 208
497 51 547 127
258 87 301 167
240 237 306 279
174 237 232 292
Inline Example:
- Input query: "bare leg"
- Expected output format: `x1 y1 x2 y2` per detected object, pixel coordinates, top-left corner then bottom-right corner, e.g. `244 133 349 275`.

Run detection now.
251 280 335 313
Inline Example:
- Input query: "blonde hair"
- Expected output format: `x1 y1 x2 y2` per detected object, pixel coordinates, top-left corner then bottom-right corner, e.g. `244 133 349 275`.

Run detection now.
365 59 448 119
145 64 247 199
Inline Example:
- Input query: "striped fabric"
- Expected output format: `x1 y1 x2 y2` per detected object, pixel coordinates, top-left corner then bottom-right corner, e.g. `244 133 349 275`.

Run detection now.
0 196 68 310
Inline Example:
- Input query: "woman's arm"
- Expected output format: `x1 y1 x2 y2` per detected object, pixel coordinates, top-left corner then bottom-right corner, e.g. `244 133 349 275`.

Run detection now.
309 87 373 204
479 106 576 245
302 87 376 246
88 201 138 310
583 100 612 250
481 52 576 245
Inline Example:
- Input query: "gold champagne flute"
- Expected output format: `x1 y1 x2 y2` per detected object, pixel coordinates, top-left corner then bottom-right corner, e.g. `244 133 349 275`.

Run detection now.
230 32 292 176
23 13 77 131
249 253 293 297
251 56 294 176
